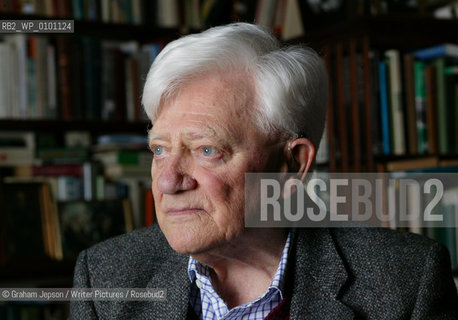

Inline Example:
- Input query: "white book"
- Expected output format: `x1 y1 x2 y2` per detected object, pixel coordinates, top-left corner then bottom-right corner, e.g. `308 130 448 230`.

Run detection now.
0 131 35 166
132 0 143 25
256 0 277 29
282 0 305 40
0 42 9 118
157 0 179 28
6 35 28 119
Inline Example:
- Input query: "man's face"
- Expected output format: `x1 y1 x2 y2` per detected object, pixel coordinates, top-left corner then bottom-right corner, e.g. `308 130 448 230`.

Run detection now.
149 73 281 255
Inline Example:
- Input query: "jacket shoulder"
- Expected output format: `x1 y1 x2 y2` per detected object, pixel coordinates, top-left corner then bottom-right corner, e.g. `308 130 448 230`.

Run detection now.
76 224 187 287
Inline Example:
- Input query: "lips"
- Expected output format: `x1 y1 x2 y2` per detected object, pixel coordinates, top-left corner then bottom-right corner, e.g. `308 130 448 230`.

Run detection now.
165 208 203 216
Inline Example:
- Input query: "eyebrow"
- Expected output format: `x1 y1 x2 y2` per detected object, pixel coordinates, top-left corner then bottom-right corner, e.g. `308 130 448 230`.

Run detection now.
148 128 235 147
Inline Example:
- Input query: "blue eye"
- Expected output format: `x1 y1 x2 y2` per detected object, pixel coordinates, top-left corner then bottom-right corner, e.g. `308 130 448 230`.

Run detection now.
153 146 163 156
202 146 218 156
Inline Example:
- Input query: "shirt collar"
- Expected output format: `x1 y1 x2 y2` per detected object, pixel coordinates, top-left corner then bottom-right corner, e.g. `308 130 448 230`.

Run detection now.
188 231 292 295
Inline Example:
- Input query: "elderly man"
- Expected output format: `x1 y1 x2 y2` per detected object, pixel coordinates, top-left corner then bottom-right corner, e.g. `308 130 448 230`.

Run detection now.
71 23 458 319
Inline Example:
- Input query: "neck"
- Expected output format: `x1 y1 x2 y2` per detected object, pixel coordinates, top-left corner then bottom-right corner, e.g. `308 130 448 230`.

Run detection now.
192 228 288 309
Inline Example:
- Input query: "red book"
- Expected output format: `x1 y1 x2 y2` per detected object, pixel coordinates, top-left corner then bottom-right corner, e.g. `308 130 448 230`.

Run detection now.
33 164 83 177
144 189 155 226
56 36 73 120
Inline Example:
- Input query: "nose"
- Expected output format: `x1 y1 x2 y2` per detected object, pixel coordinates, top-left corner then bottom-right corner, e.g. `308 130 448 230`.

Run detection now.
155 155 197 194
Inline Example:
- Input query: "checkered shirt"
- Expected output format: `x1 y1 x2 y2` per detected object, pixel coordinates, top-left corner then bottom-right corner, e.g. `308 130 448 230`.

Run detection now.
188 232 291 320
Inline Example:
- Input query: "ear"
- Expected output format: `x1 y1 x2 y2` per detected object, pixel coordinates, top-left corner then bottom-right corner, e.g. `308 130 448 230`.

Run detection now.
287 138 316 181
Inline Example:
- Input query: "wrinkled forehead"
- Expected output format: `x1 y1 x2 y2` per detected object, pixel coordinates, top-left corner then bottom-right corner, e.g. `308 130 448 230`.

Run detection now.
153 70 257 123
149 72 272 144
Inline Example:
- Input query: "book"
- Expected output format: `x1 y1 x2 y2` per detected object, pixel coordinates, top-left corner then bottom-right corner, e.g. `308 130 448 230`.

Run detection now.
349 39 362 172
323 45 336 172
379 61 391 155
104 163 151 179
144 188 155 226
404 54 418 155
414 60 428 154
413 43 458 60
19 164 84 177
1 182 52 263
0 42 9 118
335 43 349 171
82 37 102 120
37 146 89 164
281 0 305 41
0 131 35 166
361 37 375 171
255 0 277 29
425 65 438 154
370 50 382 156
5 34 28 119
94 134 148 152
57 199 133 258
455 83 458 153
56 36 73 120
385 157 438 172
157 0 179 28
385 49 406 155
434 58 451 154
93 149 153 166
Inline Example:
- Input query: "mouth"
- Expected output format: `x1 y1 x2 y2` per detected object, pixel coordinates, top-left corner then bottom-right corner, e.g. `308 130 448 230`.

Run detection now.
166 208 203 216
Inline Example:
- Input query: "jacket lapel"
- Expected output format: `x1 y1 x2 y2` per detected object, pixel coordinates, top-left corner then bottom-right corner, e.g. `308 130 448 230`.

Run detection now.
145 252 190 319
132 229 191 319
288 228 356 319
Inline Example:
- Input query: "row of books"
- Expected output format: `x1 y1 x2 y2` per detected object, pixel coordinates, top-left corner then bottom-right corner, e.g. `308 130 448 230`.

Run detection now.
0 34 161 121
386 166 458 269
0 131 156 239
0 0 178 27
0 0 307 40
321 40 458 172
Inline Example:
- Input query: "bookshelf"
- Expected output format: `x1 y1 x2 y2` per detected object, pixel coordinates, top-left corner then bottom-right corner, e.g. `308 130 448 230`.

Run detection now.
1 0 458 317
306 13 458 280
303 15 458 50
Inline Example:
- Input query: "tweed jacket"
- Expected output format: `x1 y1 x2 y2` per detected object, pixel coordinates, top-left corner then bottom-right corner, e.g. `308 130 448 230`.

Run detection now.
70 225 458 319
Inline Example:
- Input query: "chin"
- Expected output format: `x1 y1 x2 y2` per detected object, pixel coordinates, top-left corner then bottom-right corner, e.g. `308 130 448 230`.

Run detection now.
161 225 213 255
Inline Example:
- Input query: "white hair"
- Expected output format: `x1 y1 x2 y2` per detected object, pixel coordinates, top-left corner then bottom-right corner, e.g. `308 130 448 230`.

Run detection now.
141 22 328 148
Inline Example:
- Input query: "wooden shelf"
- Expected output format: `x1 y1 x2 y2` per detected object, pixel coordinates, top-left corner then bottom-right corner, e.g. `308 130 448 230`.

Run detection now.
0 119 151 135
0 12 180 42
303 15 458 51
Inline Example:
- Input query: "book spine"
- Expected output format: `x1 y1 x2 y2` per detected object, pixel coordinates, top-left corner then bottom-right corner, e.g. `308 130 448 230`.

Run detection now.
349 39 361 172
323 46 336 172
379 61 391 155
33 164 83 176
336 43 349 171
425 65 438 154
385 50 406 155
413 44 447 60
414 61 428 154
434 58 449 154
144 189 154 226
362 37 374 171
403 54 418 155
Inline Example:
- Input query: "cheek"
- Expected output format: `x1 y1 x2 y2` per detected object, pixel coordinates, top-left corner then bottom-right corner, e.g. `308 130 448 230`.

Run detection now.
199 170 245 217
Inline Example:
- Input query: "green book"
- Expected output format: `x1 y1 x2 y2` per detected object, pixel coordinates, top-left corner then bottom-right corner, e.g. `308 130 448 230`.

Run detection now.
434 58 450 154
455 83 458 153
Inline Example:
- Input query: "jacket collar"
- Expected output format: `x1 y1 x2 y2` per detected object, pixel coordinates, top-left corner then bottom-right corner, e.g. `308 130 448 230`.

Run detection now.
287 228 355 319
142 229 191 319
142 227 355 319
